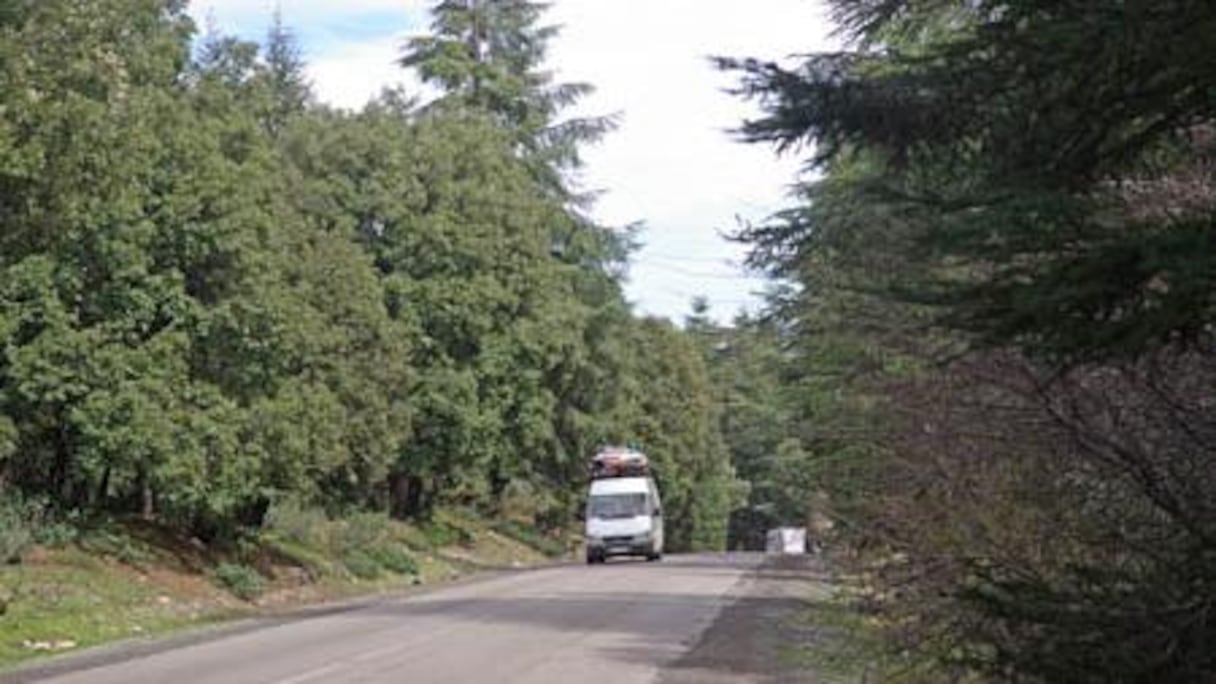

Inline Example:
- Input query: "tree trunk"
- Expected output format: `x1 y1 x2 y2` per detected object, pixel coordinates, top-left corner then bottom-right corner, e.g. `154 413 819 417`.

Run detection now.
388 473 430 520
93 466 111 509
139 468 154 520
54 419 73 506
388 472 410 519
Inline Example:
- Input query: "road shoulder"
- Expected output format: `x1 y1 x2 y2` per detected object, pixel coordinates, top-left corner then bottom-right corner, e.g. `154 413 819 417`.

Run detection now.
0 561 571 684
658 554 833 684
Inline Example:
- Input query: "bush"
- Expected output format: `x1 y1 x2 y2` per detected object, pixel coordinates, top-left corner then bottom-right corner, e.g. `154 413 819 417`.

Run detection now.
492 520 566 557
366 545 418 575
338 513 392 553
341 549 383 581
79 526 152 565
865 350 1216 681
33 520 79 548
214 563 266 601
263 501 328 547
0 497 35 563
0 497 78 552
498 479 544 522
263 506 423 581
261 535 336 579
421 519 472 548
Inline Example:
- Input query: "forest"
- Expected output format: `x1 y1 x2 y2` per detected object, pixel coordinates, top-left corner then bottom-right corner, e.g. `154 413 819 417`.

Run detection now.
3 0 1215 681
716 0 1216 681
0 0 736 553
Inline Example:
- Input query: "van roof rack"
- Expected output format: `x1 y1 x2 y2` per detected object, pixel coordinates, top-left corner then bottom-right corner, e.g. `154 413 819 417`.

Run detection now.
590 446 650 479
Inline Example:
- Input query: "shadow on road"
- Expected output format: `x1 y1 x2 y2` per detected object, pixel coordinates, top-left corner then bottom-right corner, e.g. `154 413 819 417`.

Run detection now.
344 553 831 680
658 555 833 684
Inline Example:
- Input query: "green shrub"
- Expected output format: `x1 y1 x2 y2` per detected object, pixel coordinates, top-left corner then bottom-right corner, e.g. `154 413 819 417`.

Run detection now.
261 535 336 579
0 497 34 563
263 502 328 547
394 524 435 551
338 513 392 553
262 507 425 581
79 526 152 565
422 519 472 548
32 521 79 548
498 479 543 522
342 549 383 580
0 496 78 556
214 563 266 601
366 545 418 575
492 520 566 557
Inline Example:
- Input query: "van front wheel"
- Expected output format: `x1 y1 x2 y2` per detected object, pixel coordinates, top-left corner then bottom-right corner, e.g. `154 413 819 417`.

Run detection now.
646 552 661 562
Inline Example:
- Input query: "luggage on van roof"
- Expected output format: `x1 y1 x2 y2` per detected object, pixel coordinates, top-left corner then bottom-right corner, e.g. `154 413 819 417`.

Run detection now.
590 447 649 479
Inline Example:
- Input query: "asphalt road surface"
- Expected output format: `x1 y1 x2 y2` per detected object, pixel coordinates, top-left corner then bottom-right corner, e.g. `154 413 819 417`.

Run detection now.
8 553 823 684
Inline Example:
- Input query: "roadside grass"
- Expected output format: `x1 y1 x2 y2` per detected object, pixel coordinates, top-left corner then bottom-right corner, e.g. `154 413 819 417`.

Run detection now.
0 507 569 670
0 546 247 667
439 509 558 568
781 569 985 684
489 519 569 557
780 592 887 684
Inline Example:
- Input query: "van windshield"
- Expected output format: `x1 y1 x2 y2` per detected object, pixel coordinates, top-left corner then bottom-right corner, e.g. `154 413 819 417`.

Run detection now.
588 493 648 519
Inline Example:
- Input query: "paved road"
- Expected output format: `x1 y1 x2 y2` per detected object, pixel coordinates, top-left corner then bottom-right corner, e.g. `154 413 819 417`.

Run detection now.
14 554 774 684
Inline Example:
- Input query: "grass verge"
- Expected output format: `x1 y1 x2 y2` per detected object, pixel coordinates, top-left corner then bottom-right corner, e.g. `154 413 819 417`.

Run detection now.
0 508 569 671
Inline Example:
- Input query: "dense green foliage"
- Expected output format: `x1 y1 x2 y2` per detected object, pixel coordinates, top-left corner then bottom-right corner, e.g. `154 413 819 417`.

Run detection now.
0 0 735 552
16 1 1216 678
724 1 1216 363
720 0 1216 681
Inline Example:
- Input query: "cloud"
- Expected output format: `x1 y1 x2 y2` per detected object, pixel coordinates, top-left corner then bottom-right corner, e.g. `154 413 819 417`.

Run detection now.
308 32 419 109
545 0 837 321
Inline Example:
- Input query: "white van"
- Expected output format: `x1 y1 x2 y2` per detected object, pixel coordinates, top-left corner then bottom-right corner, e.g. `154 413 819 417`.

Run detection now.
584 476 664 563
765 527 807 554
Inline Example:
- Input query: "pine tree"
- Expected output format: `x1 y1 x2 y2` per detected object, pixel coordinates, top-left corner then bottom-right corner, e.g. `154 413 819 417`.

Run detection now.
721 0 1216 362
401 0 614 184
258 8 311 137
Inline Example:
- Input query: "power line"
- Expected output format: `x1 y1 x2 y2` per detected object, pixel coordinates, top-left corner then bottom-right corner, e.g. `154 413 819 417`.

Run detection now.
638 252 745 266
630 262 768 281
636 286 768 308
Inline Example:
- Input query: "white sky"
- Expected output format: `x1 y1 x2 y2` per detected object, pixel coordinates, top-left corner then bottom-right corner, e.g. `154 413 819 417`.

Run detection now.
189 0 837 323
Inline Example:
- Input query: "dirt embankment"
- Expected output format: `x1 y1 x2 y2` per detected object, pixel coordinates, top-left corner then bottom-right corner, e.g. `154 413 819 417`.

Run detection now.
0 510 565 670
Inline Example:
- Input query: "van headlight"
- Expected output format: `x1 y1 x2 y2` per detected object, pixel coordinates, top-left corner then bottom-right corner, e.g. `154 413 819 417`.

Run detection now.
632 532 651 543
